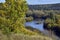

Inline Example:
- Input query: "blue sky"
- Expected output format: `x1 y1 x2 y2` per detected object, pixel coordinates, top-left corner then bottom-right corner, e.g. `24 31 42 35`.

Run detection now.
26 0 60 5
0 0 60 5
0 0 5 3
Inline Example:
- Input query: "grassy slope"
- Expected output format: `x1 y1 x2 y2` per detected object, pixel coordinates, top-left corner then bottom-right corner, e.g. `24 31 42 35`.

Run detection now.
0 34 54 40
0 28 55 40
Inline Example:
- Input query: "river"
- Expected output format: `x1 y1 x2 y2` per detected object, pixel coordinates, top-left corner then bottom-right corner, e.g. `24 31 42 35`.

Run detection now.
25 20 60 40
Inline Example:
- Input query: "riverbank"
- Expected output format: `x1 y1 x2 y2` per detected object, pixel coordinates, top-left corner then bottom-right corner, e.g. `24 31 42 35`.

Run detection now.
44 22 60 37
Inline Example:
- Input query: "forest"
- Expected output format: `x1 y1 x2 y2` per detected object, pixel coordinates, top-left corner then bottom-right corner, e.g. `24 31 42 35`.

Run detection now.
0 0 60 40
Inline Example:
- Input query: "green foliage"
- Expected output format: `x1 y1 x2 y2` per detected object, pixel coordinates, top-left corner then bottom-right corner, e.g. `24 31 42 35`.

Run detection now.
25 16 33 22
44 10 60 28
0 0 39 35
0 0 28 34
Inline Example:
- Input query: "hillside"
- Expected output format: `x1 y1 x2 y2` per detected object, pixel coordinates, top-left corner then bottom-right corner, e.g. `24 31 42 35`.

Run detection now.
28 3 60 10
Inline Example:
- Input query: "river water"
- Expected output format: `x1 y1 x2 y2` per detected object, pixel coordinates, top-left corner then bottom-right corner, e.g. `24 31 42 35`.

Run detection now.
25 20 60 40
25 20 44 31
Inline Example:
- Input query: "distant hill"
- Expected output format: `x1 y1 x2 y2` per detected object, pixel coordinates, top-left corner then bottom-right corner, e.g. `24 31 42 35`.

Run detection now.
28 3 60 10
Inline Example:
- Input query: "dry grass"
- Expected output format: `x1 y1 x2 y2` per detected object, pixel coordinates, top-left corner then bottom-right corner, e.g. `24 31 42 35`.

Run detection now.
0 33 55 40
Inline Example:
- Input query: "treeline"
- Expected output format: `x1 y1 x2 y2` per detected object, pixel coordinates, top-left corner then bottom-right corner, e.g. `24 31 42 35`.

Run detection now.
26 10 60 21
28 3 60 10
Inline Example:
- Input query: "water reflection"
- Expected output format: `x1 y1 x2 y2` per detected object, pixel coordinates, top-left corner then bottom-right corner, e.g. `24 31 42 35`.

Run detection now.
25 21 44 31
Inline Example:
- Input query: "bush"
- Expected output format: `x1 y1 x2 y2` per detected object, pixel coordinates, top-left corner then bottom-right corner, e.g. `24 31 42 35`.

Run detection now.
25 16 33 22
